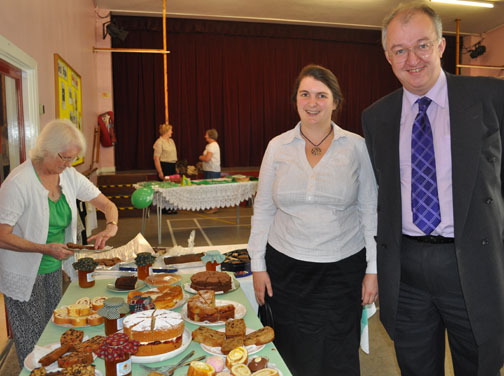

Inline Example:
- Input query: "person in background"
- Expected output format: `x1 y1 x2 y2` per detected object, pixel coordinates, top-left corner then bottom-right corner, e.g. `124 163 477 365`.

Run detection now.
362 2 504 375
0 119 119 366
199 128 221 214
153 122 178 180
153 122 178 214
248 64 378 375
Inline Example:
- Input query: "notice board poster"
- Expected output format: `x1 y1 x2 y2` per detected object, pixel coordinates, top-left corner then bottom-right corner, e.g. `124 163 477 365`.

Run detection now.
54 53 83 166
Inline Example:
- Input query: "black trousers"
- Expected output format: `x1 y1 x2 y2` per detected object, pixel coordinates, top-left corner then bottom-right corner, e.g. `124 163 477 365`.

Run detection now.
160 161 176 177
394 235 501 376
265 244 366 376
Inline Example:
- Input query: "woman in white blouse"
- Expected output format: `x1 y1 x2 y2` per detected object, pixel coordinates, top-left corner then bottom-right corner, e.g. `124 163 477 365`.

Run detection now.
247 64 378 375
153 123 178 180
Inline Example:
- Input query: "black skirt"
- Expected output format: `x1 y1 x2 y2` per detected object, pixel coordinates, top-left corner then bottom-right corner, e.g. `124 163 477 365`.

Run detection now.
265 243 366 376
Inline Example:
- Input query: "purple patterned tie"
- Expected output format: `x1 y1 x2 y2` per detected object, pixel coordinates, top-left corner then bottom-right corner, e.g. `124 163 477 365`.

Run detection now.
411 97 441 234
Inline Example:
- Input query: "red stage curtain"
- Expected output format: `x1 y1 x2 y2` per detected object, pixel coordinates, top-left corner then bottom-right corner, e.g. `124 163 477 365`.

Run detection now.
111 17 455 171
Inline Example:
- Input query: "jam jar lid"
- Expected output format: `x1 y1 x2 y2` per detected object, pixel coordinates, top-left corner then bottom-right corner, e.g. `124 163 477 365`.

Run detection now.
97 297 130 319
96 332 139 360
201 250 225 264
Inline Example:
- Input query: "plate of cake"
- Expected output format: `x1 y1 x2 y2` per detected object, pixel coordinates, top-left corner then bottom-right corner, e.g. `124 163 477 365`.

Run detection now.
182 290 246 326
184 270 240 295
127 285 187 310
107 276 146 292
122 309 191 363
51 297 107 327
24 330 104 373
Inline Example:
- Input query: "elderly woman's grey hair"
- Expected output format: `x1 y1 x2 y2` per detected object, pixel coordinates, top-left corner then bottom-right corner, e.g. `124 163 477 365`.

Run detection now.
381 1 443 51
30 119 86 161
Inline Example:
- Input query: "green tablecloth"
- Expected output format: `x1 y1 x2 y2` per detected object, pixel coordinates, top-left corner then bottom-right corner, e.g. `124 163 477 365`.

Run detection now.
19 275 292 376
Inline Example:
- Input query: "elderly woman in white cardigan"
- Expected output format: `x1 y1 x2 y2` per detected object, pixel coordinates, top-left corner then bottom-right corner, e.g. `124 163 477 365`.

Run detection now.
0 119 118 366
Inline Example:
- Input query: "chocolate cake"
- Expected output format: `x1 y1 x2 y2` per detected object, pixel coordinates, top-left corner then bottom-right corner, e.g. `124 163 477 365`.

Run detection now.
190 271 232 292
115 276 137 290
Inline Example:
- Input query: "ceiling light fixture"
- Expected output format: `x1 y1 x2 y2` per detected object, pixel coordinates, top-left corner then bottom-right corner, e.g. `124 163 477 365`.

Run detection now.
430 0 494 8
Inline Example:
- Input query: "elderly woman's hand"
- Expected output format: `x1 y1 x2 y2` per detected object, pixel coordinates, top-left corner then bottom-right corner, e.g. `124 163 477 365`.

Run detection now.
45 243 75 260
88 225 117 250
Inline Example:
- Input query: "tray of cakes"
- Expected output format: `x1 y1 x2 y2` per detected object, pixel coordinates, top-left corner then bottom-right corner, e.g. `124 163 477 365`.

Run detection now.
186 344 282 376
182 290 246 326
51 297 107 327
184 270 240 295
24 328 104 374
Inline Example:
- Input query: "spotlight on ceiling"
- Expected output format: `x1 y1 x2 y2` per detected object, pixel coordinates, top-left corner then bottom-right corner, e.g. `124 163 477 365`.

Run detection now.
469 42 486 58
430 0 494 7
102 22 129 41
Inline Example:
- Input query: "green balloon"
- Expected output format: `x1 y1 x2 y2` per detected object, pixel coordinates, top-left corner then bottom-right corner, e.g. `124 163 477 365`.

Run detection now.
131 187 153 209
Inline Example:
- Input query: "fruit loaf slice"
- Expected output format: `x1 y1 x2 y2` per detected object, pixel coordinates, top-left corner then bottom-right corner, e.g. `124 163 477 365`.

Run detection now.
225 318 246 338
221 336 244 355
57 351 93 368
244 326 274 346
191 326 225 347
38 344 71 367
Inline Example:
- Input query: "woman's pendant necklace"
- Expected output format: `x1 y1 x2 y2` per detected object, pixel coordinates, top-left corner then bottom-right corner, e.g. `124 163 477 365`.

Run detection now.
300 125 333 156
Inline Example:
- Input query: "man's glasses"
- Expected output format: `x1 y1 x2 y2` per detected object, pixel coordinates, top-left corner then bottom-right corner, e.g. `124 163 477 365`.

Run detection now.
58 153 77 163
388 40 440 64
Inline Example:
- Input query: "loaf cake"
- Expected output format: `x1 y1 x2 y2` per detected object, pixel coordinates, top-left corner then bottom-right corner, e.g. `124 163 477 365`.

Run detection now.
225 318 246 338
191 326 226 347
57 350 93 368
123 309 184 356
221 336 245 355
115 276 138 290
74 335 105 353
243 326 274 346
190 271 232 292
187 290 235 322
60 328 84 349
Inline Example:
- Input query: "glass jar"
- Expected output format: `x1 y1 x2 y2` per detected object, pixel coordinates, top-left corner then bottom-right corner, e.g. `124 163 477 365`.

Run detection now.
104 353 132 376
78 270 95 288
137 264 152 280
206 261 218 271
104 313 126 336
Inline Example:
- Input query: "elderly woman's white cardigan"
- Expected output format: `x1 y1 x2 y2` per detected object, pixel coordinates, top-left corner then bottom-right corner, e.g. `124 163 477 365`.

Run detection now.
0 159 100 301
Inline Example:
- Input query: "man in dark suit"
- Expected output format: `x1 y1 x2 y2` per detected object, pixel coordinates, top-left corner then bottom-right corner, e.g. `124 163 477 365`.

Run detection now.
362 2 504 375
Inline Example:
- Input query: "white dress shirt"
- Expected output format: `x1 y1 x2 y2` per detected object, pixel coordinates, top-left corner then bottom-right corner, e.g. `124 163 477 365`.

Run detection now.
399 70 454 237
248 122 377 274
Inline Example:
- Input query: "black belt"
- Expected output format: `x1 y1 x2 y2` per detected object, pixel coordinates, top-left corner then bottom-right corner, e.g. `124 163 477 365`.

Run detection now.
403 234 454 244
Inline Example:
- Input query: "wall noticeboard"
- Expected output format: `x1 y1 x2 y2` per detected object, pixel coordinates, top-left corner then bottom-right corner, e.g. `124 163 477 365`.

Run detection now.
54 53 83 166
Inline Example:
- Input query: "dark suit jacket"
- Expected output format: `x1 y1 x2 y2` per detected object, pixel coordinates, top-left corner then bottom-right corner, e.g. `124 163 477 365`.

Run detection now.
362 72 504 346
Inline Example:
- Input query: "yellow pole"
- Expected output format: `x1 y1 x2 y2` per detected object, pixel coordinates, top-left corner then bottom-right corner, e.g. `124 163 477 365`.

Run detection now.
455 19 460 75
163 0 169 124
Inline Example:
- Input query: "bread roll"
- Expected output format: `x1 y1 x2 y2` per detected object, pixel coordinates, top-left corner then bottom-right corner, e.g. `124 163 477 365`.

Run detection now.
187 360 216 376
225 346 248 369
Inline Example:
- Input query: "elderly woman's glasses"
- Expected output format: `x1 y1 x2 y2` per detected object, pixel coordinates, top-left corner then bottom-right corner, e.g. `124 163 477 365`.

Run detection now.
58 153 77 163
388 40 440 63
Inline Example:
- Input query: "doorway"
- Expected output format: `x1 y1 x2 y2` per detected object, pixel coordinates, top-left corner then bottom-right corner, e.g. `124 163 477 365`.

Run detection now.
0 58 25 184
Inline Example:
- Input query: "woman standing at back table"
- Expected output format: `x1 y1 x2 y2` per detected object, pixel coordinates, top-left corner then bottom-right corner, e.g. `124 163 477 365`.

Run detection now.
247 64 378 375
0 119 118 367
